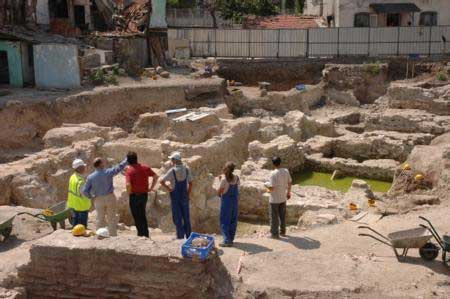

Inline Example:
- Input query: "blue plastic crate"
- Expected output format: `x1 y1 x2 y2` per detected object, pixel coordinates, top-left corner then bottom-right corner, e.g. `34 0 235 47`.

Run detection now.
181 232 215 262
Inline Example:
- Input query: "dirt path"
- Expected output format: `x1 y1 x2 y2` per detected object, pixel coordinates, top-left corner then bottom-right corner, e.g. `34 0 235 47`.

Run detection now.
219 203 450 298
1 204 448 298
0 206 54 287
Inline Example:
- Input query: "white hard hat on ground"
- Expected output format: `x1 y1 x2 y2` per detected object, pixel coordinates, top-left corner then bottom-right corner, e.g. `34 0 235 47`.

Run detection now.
72 159 86 169
96 227 110 239
169 152 182 161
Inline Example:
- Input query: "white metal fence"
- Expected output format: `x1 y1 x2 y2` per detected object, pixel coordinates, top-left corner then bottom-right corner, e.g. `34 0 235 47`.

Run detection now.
167 8 239 28
169 26 450 57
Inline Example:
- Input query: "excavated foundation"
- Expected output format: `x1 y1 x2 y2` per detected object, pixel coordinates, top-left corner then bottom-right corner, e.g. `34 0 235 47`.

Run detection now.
17 231 233 299
0 78 227 163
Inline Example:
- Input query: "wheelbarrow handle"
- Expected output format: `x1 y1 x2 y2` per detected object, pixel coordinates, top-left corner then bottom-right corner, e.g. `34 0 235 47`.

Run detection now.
17 212 47 222
419 224 444 249
358 233 392 248
419 216 441 240
358 226 390 242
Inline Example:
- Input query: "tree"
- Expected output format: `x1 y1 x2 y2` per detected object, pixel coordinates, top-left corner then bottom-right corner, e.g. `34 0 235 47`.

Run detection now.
167 0 195 8
203 0 220 28
219 0 279 22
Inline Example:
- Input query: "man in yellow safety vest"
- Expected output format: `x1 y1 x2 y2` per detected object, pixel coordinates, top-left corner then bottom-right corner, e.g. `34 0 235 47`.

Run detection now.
68 159 91 227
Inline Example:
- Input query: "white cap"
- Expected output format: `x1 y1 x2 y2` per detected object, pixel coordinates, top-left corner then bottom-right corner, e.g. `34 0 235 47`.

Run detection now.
72 159 86 169
169 151 181 161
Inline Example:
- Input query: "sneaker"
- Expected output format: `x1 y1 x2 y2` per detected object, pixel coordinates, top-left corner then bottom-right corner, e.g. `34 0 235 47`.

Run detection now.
280 232 287 237
269 234 280 240
219 242 232 247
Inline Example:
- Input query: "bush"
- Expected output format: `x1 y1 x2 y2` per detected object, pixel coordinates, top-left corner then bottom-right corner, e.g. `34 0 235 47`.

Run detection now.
436 72 448 81
90 69 105 86
105 74 119 85
365 63 381 76
89 69 119 86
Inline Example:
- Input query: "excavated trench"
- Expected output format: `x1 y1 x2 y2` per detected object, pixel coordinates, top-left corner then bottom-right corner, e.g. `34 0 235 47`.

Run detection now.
1 59 450 298
0 78 227 163
216 57 439 91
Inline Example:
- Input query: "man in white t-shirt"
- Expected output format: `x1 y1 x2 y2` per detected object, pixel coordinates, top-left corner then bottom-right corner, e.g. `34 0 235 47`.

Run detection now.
266 156 292 239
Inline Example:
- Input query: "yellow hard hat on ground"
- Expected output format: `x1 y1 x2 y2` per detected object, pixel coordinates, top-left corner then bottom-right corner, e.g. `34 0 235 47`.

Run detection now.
402 163 411 171
415 174 424 181
72 224 86 237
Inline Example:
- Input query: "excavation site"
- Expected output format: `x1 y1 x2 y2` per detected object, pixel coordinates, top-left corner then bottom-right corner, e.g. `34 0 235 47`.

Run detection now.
0 55 449 299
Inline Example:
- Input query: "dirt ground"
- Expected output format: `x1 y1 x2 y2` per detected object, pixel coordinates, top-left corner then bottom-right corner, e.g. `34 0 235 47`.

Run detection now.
1 201 449 298
0 206 54 287
222 202 450 298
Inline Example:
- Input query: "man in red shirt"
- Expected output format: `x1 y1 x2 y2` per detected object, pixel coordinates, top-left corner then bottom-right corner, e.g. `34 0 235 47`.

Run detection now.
125 151 159 237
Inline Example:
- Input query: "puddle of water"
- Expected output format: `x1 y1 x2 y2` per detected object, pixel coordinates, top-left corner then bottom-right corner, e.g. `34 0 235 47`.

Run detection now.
293 170 392 193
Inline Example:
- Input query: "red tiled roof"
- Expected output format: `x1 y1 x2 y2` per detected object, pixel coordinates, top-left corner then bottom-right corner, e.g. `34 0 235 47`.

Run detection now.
244 15 321 29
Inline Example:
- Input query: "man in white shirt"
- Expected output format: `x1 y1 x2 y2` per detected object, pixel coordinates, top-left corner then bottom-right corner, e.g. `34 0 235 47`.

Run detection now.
266 156 292 239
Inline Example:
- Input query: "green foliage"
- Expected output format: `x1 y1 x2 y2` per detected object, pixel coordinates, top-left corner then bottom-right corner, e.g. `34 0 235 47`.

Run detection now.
90 69 105 85
167 0 196 8
294 0 305 14
365 62 382 76
219 0 279 21
89 69 119 86
436 72 448 81
105 73 119 85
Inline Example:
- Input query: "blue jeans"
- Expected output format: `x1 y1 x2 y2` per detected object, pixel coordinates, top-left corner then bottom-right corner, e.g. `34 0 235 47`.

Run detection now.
72 210 88 227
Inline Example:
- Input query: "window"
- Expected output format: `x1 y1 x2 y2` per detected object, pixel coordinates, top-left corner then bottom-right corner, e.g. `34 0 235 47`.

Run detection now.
387 13 400 27
49 0 69 19
0 51 9 84
369 14 378 27
354 13 370 27
420 11 437 26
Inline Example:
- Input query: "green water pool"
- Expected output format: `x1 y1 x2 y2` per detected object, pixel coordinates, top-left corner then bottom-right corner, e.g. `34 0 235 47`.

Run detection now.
293 171 392 193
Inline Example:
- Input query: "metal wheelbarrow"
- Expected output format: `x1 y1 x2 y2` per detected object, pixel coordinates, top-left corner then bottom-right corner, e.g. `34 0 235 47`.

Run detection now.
18 202 72 231
419 216 449 266
0 214 15 241
358 226 439 261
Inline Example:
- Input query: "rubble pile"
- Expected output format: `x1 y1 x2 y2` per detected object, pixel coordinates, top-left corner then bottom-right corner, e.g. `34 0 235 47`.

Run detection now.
112 0 151 33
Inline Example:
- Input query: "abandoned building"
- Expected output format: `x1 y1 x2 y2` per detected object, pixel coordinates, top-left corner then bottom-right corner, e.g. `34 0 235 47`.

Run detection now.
0 1 167 89
0 27 83 88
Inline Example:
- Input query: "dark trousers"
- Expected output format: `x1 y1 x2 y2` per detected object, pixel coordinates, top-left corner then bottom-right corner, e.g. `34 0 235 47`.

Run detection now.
129 193 149 237
270 202 286 236
72 210 88 227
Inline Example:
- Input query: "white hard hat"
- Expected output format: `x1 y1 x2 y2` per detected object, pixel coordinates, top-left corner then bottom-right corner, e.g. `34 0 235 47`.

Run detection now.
169 151 181 161
96 227 110 238
72 159 86 169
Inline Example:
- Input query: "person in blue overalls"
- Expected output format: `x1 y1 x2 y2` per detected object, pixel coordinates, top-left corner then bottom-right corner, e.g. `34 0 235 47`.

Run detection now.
160 152 193 239
217 162 240 247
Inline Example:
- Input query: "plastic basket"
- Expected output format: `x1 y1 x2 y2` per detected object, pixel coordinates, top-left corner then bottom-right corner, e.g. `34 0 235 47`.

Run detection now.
181 232 215 262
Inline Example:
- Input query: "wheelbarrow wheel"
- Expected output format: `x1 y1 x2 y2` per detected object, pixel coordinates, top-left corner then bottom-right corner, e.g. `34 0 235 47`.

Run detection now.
419 243 439 261
2 227 12 240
